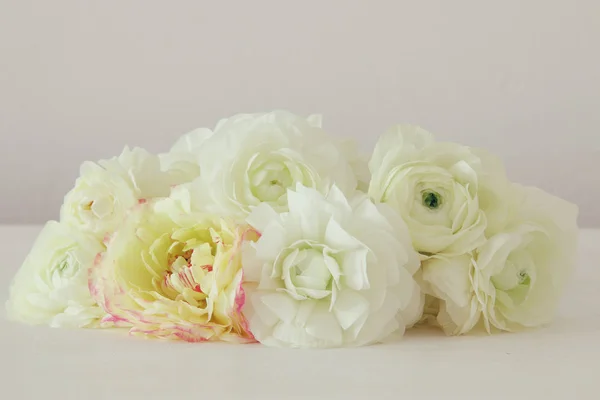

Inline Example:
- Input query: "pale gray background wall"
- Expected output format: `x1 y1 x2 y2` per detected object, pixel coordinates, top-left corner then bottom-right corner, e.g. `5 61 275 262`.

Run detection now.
0 1 598 226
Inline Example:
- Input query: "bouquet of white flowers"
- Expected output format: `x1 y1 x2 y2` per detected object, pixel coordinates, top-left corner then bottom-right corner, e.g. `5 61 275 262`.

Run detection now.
6 111 578 348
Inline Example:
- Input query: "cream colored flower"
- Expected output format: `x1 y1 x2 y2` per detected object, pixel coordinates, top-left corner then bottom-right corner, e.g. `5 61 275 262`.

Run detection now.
190 111 358 218
421 184 579 334
307 114 370 192
90 193 258 342
368 125 510 256
337 138 370 192
61 147 172 241
242 184 423 348
159 127 213 185
6 221 105 328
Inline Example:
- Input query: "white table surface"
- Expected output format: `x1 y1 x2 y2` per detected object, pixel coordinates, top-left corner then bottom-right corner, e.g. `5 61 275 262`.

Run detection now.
1 226 599 400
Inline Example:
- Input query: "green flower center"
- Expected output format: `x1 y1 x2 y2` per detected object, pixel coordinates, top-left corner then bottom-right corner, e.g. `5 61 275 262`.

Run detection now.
518 270 530 285
52 253 79 280
248 158 293 202
57 259 69 272
422 191 442 210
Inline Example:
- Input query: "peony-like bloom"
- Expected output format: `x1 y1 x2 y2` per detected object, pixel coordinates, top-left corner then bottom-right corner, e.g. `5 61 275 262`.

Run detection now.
242 184 423 348
61 147 173 241
368 125 509 256
6 221 105 328
420 184 579 334
159 127 213 185
190 110 358 218
90 194 259 342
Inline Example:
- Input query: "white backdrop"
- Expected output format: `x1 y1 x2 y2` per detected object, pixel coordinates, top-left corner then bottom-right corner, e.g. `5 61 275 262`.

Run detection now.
0 1 598 226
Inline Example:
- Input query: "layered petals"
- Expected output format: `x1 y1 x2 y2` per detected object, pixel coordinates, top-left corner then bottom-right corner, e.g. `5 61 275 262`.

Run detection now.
90 196 259 342
242 184 422 348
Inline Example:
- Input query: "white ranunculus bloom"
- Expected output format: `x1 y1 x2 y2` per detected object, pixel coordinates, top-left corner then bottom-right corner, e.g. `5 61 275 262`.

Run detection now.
159 127 213 185
338 138 371 192
61 147 172 241
421 184 579 334
306 114 370 192
368 125 510 256
99 146 173 199
242 184 423 348
191 111 358 218
6 221 105 328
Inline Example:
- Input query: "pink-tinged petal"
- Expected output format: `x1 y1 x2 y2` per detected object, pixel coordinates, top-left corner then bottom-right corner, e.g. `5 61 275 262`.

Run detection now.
92 204 260 343
100 314 131 327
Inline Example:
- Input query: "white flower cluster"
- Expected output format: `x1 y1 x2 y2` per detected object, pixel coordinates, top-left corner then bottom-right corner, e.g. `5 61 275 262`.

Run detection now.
6 111 578 348
369 125 579 334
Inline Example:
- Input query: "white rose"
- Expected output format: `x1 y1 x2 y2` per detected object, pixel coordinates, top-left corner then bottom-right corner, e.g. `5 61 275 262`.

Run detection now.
61 147 172 241
421 184 579 334
242 184 423 348
159 127 213 185
6 221 105 328
191 111 358 218
368 125 510 256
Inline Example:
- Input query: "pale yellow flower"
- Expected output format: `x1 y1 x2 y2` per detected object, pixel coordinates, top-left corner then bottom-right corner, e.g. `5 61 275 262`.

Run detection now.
7 221 105 328
61 147 172 241
90 193 258 342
